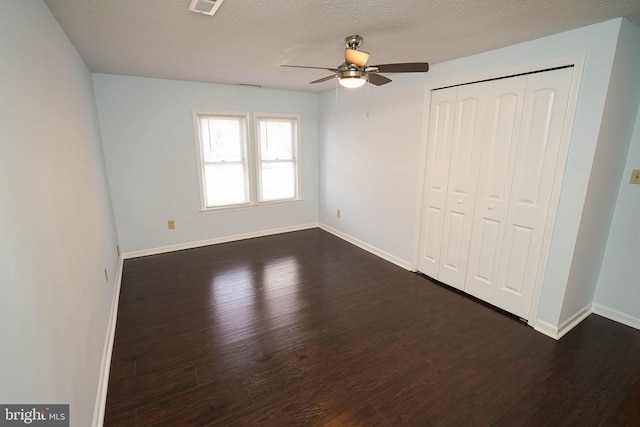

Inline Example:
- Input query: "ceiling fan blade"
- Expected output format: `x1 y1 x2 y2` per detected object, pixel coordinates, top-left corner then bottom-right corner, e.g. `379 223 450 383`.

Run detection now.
367 73 392 86
372 62 429 73
281 64 339 72
310 75 337 84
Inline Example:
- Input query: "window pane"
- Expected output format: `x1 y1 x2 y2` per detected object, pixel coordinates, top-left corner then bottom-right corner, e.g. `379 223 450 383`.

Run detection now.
259 120 293 160
204 163 248 206
261 162 295 201
201 118 243 162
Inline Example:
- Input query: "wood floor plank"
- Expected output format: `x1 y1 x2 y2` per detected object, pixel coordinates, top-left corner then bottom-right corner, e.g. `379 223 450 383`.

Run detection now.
104 228 640 426
106 364 198 416
135 381 252 426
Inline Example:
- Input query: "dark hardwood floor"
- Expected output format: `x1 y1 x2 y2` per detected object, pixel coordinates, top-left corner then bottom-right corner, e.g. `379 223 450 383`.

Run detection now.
104 228 640 426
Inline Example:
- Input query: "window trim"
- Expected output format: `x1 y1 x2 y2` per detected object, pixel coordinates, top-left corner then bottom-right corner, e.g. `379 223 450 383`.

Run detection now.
254 112 302 204
193 110 252 211
193 110 302 212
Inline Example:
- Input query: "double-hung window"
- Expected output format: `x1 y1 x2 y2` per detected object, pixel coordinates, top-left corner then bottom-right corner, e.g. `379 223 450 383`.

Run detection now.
256 115 299 203
194 111 300 210
196 113 250 208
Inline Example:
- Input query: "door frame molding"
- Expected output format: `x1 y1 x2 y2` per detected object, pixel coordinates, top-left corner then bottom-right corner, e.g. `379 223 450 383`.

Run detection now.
412 54 585 332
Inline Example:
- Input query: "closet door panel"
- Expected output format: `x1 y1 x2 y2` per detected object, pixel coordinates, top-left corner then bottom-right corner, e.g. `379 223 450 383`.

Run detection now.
494 67 574 318
501 224 533 295
439 88 486 289
422 206 443 269
466 77 526 301
472 218 501 283
417 88 457 277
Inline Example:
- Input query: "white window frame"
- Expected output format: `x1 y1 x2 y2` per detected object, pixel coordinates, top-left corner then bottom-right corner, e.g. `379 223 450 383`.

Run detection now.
194 111 252 211
254 113 301 205
193 110 302 212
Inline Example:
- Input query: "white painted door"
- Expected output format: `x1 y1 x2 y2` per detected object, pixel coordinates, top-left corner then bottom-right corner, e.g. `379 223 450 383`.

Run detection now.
418 66 574 320
416 88 456 278
438 85 488 289
493 67 574 318
465 76 527 302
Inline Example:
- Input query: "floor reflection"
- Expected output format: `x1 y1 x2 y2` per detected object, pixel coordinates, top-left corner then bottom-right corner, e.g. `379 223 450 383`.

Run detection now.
208 255 302 348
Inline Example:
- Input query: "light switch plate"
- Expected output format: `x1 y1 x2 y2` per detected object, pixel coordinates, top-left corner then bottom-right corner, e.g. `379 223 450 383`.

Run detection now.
631 169 640 185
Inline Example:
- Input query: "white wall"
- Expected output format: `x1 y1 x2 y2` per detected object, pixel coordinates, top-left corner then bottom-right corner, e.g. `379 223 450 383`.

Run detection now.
594 108 640 326
563 19 640 325
93 75 320 254
594 19 640 325
319 80 426 266
0 1 120 426
319 19 625 328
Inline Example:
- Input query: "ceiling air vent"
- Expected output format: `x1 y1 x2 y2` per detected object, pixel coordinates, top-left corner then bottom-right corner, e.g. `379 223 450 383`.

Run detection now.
188 0 225 16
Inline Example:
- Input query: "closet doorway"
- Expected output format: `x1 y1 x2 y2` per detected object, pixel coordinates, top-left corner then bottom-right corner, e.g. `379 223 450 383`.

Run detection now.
417 65 577 320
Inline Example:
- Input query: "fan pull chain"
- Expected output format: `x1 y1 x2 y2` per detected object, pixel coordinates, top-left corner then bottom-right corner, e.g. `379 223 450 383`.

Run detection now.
335 79 340 119
366 78 370 118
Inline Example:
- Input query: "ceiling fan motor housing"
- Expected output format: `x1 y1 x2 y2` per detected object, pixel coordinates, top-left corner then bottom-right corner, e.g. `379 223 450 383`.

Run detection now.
345 35 363 49
339 69 366 79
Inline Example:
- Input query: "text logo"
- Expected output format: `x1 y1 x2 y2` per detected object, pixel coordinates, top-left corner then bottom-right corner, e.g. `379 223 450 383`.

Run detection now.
0 405 68 426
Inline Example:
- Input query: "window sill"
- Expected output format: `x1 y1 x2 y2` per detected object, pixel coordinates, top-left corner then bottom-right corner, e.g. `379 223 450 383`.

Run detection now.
199 198 303 214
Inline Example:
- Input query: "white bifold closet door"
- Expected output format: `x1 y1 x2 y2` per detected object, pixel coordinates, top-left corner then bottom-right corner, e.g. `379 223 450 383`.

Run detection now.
418 88 457 282
418 67 573 319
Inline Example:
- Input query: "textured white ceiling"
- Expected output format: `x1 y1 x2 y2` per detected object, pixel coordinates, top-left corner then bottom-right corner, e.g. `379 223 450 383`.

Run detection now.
43 0 640 93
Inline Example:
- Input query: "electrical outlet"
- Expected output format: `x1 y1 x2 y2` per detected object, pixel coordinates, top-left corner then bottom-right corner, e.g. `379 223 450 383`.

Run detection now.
631 169 640 185
337 209 341 218
168 220 176 229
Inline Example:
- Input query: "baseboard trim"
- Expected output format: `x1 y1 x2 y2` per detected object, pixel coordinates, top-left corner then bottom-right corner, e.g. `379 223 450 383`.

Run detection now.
533 304 592 340
122 223 319 259
557 305 593 339
318 224 413 271
92 254 124 427
532 319 558 339
592 303 640 330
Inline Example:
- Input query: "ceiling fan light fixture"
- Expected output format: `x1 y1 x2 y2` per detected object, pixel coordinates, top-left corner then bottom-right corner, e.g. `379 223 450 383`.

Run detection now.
345 48 370 68
338 70 367 88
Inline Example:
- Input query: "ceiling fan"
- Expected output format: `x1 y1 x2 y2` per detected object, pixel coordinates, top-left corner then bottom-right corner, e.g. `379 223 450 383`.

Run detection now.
282 35 429 88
